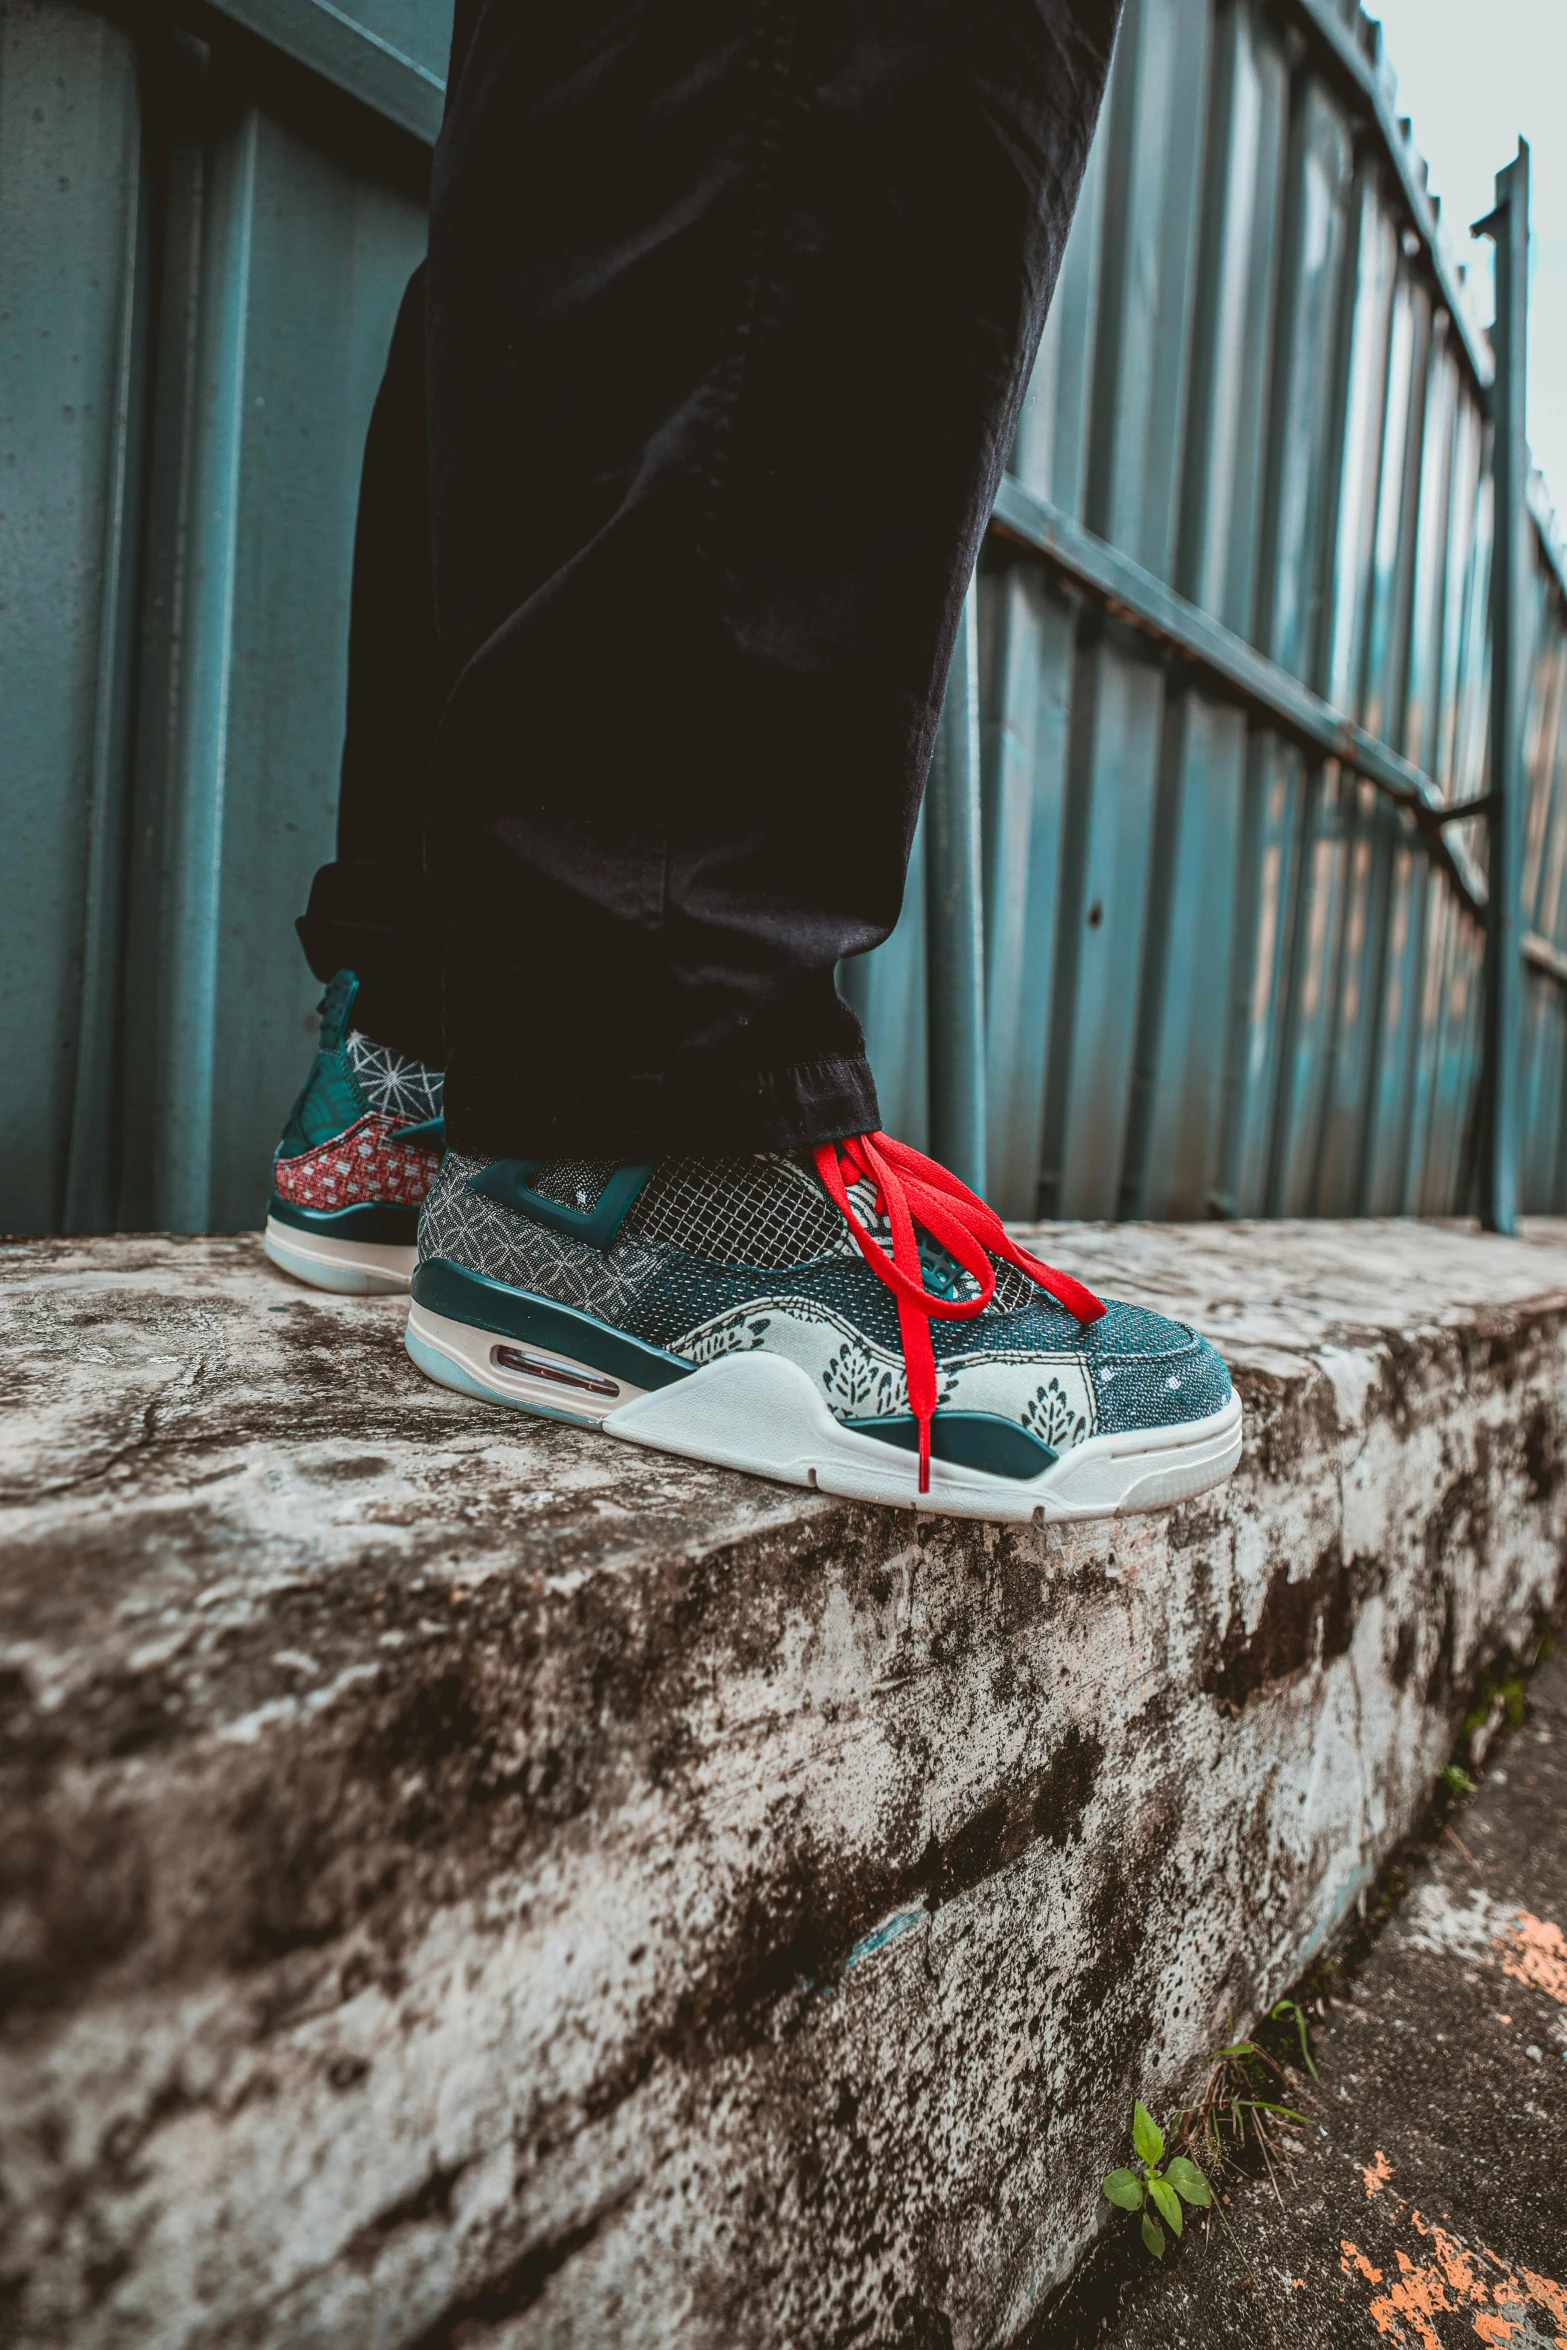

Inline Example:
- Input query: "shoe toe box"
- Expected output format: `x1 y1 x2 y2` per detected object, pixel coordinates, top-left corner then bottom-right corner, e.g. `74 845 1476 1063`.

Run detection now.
1084 1300 1232 1432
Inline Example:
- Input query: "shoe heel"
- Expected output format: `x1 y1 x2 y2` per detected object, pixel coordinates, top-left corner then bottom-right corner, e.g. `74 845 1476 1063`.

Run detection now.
405 1302 648 1428
263 1217 415 1294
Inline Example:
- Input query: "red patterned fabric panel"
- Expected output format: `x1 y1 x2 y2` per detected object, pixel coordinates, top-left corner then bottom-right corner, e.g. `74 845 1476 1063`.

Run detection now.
274 1114 441 1212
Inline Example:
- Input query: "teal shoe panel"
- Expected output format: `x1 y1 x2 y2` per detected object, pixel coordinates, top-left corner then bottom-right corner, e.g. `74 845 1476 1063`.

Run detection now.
277 1051 371 1157
317 969 359 1051
468 1160 655 1248
268 1193 420 1244
411 1258 694 1392
842 1411 1058 1481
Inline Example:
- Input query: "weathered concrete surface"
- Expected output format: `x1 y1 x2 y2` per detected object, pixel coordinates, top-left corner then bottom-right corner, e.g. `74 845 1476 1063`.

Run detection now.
1060 1638 1567 2349
2 1220 1567 2350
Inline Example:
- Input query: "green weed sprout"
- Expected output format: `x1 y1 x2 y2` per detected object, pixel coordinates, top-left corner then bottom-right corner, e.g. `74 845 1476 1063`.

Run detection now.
1101 2101 1213 2259
1270 1998 1321 2085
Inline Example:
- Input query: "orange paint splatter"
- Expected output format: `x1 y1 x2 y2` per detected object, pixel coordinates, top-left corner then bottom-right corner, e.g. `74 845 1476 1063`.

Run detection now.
1340 2217 1567 2350
1369 2249 1451 2350
1427 2223 1487 2303
1523 2268 1567 2331
1497 1911 1567 2006
1363 2149 1395 2198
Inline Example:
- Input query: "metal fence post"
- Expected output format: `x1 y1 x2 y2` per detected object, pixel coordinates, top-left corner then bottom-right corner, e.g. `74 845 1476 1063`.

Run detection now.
1475 141 1530 1236
925 581 988 1196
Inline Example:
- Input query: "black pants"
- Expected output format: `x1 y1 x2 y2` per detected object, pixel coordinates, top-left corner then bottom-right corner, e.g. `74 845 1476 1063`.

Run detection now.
298 0 1119 1159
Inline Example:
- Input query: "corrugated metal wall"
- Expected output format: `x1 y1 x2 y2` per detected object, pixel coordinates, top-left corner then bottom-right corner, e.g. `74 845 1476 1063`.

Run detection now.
4 0 1566 1234
852 0 1567 1222
0 0 434 1235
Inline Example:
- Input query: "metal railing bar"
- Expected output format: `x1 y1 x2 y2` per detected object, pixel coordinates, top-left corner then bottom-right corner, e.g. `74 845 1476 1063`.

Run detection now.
924 585 988 1194
1525 931 1567 987
1431 794 1499 827
990 472 1492 913
198 0 444 143
1475 146 1530 1231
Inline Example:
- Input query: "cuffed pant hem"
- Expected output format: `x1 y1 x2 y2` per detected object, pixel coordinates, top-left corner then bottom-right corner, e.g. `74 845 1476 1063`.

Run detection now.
296 862 446 1068
443 1050 881 1161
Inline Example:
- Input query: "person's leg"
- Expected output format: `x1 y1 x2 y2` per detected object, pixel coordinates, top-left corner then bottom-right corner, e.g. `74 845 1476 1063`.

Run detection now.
268 267 448 1295
426 0 1123 1160
402 0 1240 1527
295 261 447 1068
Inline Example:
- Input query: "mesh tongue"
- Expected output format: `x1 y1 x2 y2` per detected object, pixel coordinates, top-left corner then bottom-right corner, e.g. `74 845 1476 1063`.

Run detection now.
526 1159 619 1214
622 1155 847 1266
504 1153 847 1266
511 1153 1034 1305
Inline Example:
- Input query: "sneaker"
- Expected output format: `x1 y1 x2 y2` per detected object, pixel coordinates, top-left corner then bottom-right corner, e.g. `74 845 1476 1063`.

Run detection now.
403 1134 1242 1522
263 970 444 1295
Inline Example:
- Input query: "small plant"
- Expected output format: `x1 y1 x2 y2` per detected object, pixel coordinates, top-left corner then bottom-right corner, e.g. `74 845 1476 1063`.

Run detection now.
1456 1657 1531 1776
1160 2011 1316 2215
1098 2002 1324 2267
1270 1997 1321 2085
1101 2100 1212 2259
1463 1670 1527 1750
1442 1762 1478 1798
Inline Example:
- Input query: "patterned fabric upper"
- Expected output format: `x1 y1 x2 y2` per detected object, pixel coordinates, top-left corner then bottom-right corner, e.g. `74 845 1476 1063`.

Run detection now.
274 1115 442 1215
274 972 444 1215
345 1030 443 1124
418 1152 1232 1448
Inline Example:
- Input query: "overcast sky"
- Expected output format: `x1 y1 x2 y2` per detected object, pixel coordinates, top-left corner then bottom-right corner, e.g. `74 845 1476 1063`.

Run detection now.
1367 0 1567 520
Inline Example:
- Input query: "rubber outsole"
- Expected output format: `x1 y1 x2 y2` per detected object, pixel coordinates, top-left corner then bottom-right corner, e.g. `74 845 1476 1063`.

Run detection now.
405 1299 1243 1523
263 1216 416 1296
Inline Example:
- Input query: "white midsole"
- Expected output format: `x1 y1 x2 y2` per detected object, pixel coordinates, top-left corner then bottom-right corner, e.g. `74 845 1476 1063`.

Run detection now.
264 1216 417 1296
405 1301 1243 1523
405 1302 652 1424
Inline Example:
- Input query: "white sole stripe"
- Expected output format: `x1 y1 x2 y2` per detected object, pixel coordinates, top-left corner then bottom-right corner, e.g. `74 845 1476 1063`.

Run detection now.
263 1217 416 1296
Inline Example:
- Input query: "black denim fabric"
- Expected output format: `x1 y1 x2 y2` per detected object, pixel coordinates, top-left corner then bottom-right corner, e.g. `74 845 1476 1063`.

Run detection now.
299 0 1120 1157
297 263 449 1067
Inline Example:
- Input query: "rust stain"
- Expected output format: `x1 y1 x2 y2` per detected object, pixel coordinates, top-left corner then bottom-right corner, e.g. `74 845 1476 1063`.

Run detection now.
1496 1910 1567 2005
1340 2213 1567 2349
1363 2149 1395 2197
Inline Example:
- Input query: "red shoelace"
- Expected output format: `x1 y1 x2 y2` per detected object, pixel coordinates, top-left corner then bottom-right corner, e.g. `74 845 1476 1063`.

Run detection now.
813 1131 1107 1494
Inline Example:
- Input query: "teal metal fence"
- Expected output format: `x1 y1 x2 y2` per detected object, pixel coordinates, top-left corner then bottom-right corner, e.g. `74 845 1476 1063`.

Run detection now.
4 0 1565 1237
2 1 435 1236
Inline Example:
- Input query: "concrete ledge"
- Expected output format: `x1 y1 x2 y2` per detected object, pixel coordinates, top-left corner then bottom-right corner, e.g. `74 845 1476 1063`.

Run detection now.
2 1222 1566 2348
